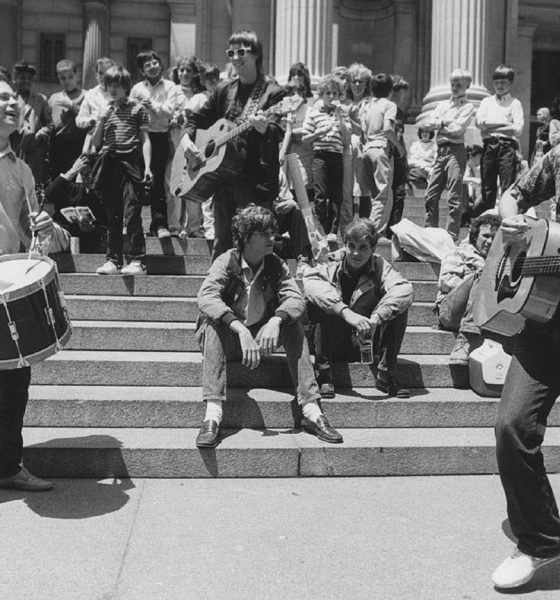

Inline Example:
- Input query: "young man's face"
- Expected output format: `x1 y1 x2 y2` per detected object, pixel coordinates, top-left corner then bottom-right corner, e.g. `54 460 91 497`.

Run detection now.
142 58 162 80
227 44 258 80
96 64 110 86
0 82 20 135
243 228 276 261
345 236 374 271
13 71 34 95
350 76 367 101
475 224 497 258
493 78 512 97
450 78 469 97
57 69 79 92
537 109 550 123
321 86 340 108
106 82 127 103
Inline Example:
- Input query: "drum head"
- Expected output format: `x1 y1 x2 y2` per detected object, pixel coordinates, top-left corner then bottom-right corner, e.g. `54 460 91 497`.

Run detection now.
0 255 52 294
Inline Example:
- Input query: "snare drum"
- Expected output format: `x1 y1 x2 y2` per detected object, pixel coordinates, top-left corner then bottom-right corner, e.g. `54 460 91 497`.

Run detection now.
0 253 72 370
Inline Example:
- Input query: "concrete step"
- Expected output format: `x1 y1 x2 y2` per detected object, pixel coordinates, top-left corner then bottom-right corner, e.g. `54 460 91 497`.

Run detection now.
66 322 452 354
64 296 437 325
58 273 438 301
21 425 560 478
26 385 524 429
32 350 469 388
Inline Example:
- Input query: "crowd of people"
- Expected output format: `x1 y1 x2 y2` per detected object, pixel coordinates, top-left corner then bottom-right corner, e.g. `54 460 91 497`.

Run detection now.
3 27 560 592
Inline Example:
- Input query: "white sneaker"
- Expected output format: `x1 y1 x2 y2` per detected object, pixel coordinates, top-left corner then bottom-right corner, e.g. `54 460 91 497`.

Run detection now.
121 260 147 276
492 548 560 588
157 227 171 239
96 261 121 275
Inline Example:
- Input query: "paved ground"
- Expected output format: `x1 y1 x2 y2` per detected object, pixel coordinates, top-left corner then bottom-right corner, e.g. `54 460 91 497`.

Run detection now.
2 475 560 600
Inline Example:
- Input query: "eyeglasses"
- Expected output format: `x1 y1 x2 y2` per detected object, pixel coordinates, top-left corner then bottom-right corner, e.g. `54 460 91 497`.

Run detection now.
352 79 366 85
226 48 253 59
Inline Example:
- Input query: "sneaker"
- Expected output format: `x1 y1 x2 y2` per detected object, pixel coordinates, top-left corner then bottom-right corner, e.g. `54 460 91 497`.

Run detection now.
121 260 147 276
0 467 53 491
96 260 121 275
157 227 171 239
492 548 560 589
449 332 482 366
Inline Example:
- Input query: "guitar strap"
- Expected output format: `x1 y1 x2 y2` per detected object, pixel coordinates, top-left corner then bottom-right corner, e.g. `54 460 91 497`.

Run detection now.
227 76 267 125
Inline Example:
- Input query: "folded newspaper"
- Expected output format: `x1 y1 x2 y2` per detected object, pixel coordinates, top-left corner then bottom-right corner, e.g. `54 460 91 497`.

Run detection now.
60 206 95 224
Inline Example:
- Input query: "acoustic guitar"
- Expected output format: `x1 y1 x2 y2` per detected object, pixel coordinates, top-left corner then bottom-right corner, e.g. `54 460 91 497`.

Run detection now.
170 95 304 203
473 217 560 336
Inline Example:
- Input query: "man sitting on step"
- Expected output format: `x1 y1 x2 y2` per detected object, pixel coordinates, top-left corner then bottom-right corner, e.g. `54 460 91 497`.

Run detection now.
434 213 501 365
195 204 342 448
302 219 413 399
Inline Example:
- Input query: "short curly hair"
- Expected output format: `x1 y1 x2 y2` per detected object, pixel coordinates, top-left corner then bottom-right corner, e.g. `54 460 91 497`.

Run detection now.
232 205 278 250
344 218 379 249
468 214 501 247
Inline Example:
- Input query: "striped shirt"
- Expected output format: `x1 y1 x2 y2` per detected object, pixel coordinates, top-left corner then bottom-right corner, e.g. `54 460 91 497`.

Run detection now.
102 100 149 154
302 104 347 154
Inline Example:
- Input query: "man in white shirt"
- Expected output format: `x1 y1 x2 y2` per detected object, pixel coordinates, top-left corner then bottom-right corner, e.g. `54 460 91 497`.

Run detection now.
475 64 524 214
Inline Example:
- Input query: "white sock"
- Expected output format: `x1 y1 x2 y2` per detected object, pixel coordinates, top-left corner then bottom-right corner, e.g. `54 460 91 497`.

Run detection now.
204 400 223 425
302 401 322 423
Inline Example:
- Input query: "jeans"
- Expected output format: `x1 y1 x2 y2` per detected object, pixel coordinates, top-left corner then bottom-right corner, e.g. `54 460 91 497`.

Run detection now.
0 367 31 478
479 137 517 214
363 145 394 237
311 306 408 383
424 143 467 240
437 273 480 334
312 151 344 236
495 321 560 558
148 132 170 233
197 317 320 405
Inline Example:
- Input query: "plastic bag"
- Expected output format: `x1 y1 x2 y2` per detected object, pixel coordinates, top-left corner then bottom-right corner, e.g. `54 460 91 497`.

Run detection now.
390 218 455 264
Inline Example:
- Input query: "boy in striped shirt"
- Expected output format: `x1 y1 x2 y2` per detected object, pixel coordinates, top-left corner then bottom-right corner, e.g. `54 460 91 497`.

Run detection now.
91 66 152 276
302 74 351 242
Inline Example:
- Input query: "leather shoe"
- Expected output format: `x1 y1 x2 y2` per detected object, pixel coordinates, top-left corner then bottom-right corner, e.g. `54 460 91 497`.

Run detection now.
0 467 53 491
301 415 343 443
319 382 335 398
196 420 220 448
374 371 410 398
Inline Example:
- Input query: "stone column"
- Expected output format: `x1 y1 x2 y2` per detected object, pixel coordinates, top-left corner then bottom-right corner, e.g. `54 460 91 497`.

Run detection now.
0 0 20 70
274 0 334 84
421 0 489 115
82 0 110 89
515 23 536 158
167 0 196 64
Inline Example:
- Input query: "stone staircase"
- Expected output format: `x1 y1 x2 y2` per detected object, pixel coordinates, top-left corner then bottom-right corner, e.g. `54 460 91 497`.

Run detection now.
23 197 560 478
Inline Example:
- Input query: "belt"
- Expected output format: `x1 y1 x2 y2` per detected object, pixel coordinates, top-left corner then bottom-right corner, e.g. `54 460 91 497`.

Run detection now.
437 141 463 148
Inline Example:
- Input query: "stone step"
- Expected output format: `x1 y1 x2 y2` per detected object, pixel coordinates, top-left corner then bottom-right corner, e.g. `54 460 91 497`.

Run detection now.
32 350 469 388
21 425 560 478
58 273 438 301
63 296 436 325
26 385 525 429
53 254 442 279
66 322 452 354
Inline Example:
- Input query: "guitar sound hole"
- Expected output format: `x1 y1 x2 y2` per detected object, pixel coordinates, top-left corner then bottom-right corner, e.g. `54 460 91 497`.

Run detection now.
511 252 526 283
205 141 215 159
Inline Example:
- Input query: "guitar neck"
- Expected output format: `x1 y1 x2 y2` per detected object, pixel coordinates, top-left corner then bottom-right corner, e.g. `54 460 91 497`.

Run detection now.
520 255 560 276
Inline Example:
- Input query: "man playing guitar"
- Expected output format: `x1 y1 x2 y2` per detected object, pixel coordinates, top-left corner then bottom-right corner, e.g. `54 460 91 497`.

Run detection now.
183 30 285 260
492 145 560 588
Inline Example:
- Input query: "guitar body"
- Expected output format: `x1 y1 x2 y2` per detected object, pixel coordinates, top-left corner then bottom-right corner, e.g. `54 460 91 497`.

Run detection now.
473 218 560 336
170 119 244 203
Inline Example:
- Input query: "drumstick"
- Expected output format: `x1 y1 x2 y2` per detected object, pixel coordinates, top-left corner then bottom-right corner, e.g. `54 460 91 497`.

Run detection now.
24 186 46 274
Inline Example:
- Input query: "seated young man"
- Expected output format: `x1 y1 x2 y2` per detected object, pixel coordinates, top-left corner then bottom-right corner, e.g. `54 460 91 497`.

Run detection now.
302 219 413 398
434 213 501 365
195 205 342 448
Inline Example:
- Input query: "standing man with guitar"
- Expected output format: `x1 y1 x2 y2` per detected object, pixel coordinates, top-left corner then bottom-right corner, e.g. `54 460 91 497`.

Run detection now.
492 145 560 588
183 30 285 259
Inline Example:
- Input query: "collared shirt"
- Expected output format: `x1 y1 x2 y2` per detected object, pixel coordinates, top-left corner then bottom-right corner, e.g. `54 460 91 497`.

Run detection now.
240 256 266 327
436 240 486 305
17 92 54 137
427 95 474 145
76 84 112 129
0 145 38 255
102 99 149 154
475 93 524 140
302 104 348 154
360 96 397 148
130 78 178 132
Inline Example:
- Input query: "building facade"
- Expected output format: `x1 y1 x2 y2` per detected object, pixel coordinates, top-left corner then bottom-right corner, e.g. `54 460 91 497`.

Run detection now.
1 0 559 155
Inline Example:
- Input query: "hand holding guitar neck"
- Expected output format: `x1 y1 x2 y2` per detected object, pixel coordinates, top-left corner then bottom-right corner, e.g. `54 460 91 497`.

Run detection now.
248 112 269 135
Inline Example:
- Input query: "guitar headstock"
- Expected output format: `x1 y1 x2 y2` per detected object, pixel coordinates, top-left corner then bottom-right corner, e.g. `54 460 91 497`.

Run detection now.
266 95 305 117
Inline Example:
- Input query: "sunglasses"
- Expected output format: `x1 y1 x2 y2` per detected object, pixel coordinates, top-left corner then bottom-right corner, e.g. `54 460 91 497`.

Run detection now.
352 79 366 84
226 48 253 59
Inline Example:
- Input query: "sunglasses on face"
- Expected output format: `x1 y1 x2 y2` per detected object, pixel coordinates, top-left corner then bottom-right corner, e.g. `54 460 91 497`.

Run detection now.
352 79 366 84
226 48 253 59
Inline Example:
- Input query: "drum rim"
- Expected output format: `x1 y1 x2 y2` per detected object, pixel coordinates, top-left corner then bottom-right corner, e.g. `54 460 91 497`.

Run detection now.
0 253 56 302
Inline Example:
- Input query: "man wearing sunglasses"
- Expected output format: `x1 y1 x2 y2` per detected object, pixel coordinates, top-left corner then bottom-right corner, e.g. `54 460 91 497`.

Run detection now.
184 30 285 260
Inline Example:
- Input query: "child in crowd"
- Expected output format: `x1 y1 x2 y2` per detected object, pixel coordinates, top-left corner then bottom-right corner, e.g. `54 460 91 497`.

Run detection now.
408 127 436 185
422 68 474 240
91 66 152 276
475 64 524 214
302 73 351 243
200 63 221 95
130 50 177 238
76 57 115 150
48 59 87 177
360 73 399 238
